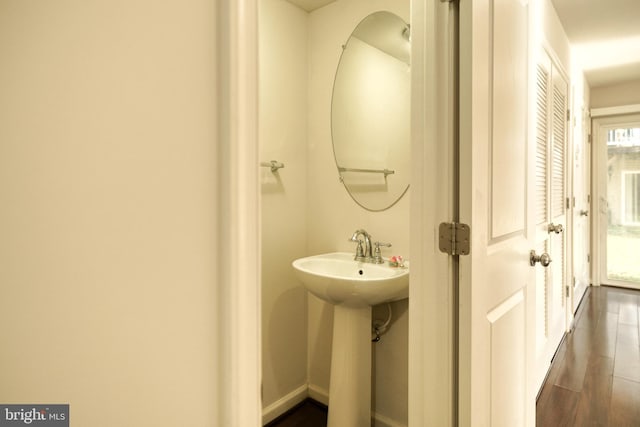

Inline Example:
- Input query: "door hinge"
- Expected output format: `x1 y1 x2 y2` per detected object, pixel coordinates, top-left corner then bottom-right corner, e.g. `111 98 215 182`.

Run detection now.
566 285 570 298
439 222 470 256
588 134 592 143
567 109 571 121
587 253 591 263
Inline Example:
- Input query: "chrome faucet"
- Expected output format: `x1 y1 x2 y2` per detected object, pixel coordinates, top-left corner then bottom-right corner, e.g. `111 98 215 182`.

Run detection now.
350 229 372 261
349 229 391 264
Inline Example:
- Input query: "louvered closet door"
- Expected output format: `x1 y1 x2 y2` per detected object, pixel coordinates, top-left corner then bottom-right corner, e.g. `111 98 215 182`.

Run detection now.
533 53 569 394
549 68 568 335
533 58 552 393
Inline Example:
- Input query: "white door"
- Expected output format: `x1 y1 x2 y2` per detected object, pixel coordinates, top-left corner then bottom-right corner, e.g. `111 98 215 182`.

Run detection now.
572 105 590 308
532 51 569 392
459 0 536 425
594 114 640 290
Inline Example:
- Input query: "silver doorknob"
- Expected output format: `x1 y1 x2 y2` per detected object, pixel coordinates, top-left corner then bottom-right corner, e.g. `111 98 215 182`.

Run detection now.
530 250 552 267
547 223 564 234
579 210 589 216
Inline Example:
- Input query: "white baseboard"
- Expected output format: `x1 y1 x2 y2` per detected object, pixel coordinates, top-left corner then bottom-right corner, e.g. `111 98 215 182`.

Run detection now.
262 384 308 425
372 411 407 427
264 383 405 427
306 383 406 427
307 383 329 406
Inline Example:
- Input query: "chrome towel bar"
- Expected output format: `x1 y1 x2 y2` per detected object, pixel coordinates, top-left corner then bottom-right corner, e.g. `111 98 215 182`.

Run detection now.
338 167 395 178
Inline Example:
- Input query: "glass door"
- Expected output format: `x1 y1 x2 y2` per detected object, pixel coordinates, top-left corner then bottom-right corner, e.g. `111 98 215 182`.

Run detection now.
596 117 640 289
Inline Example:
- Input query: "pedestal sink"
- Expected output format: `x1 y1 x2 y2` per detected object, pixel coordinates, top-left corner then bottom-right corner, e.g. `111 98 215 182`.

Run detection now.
292 252 409 427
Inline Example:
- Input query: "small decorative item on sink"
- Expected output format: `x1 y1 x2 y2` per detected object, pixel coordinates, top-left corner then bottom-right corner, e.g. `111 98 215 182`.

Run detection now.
388 255 405 268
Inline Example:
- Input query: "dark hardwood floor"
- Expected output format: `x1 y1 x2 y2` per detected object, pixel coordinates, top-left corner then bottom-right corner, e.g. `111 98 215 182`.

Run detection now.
267 286 639 427
537 285 640 427
265 400 327 427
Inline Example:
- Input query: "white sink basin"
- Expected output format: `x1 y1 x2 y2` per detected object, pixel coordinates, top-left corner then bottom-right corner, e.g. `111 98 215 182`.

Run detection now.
292 252 409 308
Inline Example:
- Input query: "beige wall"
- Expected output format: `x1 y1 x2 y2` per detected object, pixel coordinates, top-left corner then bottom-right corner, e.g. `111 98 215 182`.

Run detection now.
307 1 410 425
0 1 218 426
591 79 640 108
542 0 571 74
259 0 309 414
260 0 410 424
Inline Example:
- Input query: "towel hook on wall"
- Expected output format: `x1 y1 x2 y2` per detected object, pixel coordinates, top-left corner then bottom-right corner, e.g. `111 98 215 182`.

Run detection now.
260 160 285 173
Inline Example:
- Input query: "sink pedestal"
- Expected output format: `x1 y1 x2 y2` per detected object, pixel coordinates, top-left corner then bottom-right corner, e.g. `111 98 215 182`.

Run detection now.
292 252 409 426
327 305 372 427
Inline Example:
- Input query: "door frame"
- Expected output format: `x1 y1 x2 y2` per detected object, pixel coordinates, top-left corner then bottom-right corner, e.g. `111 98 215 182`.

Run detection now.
408 0 456 425
215 0 262 425
592 110 640 290
223 0 455 425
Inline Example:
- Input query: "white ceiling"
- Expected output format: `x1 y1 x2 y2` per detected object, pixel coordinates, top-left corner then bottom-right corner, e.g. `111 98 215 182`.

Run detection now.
551 0 640 88
286 0 335 12
285 0 640 88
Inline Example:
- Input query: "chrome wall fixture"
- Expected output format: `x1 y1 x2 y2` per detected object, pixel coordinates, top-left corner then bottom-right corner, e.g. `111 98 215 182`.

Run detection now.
260 160 285 173
338 167 395 178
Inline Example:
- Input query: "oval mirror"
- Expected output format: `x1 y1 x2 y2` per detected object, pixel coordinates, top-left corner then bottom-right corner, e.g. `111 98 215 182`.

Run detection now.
331 11 411 212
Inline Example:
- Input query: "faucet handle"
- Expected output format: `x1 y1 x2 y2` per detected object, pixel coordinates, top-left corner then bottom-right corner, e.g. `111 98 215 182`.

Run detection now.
373 242 392 263
349 237 365 259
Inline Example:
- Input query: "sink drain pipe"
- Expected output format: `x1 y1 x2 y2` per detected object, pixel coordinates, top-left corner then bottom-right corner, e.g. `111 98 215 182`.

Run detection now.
371 303 392 342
